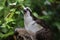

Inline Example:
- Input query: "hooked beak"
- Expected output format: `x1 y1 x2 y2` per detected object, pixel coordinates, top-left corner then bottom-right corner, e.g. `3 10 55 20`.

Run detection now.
23 7 27 14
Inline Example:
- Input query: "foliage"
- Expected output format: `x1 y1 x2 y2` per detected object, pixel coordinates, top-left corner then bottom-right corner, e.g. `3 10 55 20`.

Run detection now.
0 0 60 40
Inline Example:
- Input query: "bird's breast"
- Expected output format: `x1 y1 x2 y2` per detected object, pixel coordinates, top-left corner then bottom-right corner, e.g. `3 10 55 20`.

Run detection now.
25 21 43 33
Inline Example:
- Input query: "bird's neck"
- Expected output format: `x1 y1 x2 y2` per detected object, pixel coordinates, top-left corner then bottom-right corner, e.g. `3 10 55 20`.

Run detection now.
24 11 33 24
24 12 34 27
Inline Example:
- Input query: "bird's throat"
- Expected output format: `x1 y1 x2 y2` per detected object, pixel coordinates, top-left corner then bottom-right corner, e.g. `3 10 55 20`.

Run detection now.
24 14 33 27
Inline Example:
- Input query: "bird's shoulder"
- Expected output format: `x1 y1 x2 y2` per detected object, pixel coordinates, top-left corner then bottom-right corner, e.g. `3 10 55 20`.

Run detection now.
35 19 50 29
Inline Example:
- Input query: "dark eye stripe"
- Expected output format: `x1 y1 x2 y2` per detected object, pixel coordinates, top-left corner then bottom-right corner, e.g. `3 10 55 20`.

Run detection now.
26 8 29 10
23 10 27 13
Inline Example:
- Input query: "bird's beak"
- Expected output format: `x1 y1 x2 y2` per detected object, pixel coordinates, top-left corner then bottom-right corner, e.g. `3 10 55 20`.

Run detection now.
21 6 26 14
23 7 27 14
21 5 26 10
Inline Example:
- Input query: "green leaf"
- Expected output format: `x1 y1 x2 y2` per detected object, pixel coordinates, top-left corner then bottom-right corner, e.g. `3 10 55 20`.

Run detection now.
0 6 4 11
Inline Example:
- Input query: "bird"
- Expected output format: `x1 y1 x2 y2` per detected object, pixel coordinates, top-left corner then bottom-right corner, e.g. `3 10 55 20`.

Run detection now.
14 28 36 40
3 28 36 40
23 7 54 40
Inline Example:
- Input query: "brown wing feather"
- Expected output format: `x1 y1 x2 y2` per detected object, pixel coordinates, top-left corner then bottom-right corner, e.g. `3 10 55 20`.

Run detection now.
35 19 51 29
35 19 54 40
36 28 54 40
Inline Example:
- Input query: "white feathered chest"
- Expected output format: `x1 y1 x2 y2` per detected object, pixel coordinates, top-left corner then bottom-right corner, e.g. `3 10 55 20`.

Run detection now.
24 13 43 34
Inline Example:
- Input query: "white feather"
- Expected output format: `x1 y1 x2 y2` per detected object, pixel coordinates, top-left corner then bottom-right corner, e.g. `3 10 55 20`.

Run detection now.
24 8 43 34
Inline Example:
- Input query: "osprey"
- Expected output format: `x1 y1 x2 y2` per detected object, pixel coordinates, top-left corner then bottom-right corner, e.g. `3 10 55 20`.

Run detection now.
14 28 36 40
23 7 54 40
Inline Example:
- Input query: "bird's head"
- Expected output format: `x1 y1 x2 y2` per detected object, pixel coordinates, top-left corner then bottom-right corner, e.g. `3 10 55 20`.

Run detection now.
23 7 37 20
23 7 32 15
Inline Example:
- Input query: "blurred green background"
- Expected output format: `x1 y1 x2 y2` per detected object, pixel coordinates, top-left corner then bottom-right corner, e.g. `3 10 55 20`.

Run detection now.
0 0 60 40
